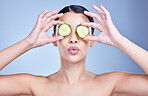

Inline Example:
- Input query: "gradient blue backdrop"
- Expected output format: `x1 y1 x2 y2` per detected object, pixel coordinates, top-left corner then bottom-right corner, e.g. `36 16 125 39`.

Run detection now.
0 0 148 76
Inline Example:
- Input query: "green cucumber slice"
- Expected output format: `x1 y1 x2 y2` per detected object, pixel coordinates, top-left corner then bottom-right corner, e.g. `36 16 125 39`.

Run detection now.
58 24 71 36
76 25 89 38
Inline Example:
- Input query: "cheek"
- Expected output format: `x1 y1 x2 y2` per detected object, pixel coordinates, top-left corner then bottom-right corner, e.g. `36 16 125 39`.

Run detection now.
79 40 90 52
82 40 90 47
57 39 68 50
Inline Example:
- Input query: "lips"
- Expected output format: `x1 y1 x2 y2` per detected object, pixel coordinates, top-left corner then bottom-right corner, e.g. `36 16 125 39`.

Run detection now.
68 46 79 55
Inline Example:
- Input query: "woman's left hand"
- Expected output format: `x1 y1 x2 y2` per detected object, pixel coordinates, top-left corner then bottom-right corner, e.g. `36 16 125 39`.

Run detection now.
80 5 123 47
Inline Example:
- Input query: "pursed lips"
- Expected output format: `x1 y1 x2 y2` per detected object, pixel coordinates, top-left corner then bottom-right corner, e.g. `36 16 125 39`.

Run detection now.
68 46 79 55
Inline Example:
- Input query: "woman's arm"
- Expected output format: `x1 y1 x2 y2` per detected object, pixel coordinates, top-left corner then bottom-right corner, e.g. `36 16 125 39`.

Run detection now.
0 9 64 96
81 4 148 95
0 39 31 71
81 5 148 74
0 9 64 71
115 36 148 74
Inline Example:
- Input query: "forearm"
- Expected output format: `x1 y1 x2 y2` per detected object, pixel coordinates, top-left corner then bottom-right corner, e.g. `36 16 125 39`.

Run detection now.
114 36 148 74
0 39 32 71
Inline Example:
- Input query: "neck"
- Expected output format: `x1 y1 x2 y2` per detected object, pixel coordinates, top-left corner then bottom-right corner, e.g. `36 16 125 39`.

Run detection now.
57 57 88 85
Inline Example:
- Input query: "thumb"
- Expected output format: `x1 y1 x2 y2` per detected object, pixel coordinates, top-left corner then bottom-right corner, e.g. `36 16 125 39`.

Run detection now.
48 36 63 43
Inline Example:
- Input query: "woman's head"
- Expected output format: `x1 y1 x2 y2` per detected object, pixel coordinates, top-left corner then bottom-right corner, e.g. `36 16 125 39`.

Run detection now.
52 5 95 63
53 5 94 35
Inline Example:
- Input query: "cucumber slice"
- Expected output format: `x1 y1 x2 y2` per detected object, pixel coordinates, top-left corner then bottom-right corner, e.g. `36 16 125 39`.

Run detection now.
76 25 89 38
58 24 71 36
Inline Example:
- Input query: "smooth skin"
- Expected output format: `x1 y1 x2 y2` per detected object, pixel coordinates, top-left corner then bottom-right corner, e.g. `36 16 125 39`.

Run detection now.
0 4 148 96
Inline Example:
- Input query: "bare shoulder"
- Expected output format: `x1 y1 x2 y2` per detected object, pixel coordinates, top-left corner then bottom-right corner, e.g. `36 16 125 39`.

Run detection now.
106 71 148 95
15 73 52 91
109 71 148 85
95 71 147 88
0 73 49 95
19 73 51 84
94 71 131 88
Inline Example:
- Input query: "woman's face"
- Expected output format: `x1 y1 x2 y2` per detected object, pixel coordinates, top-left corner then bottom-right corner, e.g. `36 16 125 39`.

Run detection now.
52 12 95 63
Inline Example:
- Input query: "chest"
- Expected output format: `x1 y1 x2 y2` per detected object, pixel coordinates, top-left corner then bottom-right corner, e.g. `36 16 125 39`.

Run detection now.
32 82 114 96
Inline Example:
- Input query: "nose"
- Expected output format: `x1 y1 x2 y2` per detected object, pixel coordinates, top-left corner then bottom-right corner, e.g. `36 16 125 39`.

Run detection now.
69 32 78 44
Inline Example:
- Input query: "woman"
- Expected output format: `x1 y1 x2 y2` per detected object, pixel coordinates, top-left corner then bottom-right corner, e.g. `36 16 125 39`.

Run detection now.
0 4 148 96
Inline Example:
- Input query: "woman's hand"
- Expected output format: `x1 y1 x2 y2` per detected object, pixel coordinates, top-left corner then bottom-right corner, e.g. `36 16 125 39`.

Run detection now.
80 5 123 47
24 9 64 49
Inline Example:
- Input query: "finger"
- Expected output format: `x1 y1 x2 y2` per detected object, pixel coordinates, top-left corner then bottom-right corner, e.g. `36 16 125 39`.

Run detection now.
42 10 58 23
84 34 103 43
48 20 64 28
84 11 102 22
44 21 64 32
93 5 106 20
48 36 63 43
100 5 111 19
93 5 105 16
45 10 58 18
84 35 99 42
37 9 49 23
80 22 103 32
46 13 64 24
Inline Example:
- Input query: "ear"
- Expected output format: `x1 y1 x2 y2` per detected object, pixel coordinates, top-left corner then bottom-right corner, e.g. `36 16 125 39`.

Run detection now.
52 33 57 47
90 34 95 47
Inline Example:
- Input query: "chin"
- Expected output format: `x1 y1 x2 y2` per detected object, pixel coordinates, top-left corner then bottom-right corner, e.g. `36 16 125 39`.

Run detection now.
62 54 84 64
68 56 82 63
59 49 87 63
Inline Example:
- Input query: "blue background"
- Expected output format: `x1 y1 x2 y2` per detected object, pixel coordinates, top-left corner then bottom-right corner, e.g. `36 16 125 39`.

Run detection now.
0 0 148 76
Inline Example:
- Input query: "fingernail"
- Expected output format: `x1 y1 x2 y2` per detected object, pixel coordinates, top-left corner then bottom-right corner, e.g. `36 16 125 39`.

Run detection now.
101 5 104 8
44 9 48 12
84 11 88 13
93 5 97 7
60 13 63 15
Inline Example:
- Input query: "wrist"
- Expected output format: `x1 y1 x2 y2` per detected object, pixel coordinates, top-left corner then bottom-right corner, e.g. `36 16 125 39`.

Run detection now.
21 38 34 50
113 34 125 48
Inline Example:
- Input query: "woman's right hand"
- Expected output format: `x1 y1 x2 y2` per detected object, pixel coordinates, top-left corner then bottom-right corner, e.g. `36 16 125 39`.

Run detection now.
24 9 64 49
